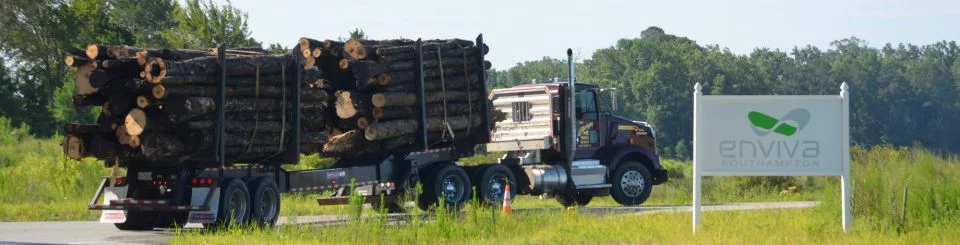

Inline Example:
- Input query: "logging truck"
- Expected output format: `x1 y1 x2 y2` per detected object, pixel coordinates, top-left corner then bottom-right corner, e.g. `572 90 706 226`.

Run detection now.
85 35 666 230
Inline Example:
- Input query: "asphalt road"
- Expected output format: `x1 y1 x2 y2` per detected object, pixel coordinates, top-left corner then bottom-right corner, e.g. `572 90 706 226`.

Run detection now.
0 201 818 245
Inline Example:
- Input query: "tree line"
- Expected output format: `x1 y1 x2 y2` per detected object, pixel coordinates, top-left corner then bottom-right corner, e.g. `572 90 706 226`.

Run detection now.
490 27 960 159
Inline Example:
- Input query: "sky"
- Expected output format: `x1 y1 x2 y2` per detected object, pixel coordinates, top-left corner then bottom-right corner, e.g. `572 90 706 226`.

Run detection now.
216 0 960 70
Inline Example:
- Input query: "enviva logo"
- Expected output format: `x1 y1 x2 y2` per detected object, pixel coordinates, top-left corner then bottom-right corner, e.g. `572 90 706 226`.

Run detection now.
748 109 810 136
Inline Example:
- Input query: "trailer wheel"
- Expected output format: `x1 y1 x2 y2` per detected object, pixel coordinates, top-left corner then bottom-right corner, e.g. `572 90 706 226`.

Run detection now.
249 177 280 227
611 161 653 206
556 192 593 207
114 187 160 230
475 164 516 206
208 178 251 229
418 164 471 211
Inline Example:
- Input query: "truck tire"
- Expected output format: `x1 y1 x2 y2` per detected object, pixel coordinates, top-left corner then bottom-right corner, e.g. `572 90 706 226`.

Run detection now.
556 192 593 207
207 178 251 229
249 177 280 227
611 161 653 206
475 164 516 206
114 186 160 230
420 164 472 211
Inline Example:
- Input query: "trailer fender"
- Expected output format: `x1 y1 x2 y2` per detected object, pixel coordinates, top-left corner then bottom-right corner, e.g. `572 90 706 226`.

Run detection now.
99 186 128 223
186 187 220 225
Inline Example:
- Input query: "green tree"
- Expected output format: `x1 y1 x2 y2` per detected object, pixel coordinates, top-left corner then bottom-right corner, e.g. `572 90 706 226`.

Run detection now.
163 0 259 49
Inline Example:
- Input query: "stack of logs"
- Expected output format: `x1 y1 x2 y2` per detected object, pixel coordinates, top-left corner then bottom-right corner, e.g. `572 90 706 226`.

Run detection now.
63 44 330 165
297 37 501 158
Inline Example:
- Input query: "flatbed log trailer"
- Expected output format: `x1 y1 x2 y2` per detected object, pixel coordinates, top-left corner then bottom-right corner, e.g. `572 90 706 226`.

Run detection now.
88 35 668 230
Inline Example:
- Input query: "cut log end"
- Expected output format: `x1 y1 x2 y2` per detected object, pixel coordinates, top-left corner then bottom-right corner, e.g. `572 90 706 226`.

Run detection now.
311 48 322 58
299 37 311 51
301 49 312 58
339 59 350 70
303 56 316 69
136 50 149 66
85 44 101 60
364 127 378 141
152 85 167 100
124 108 147 136
377 73 390 86
136 96 151 109
145 58 166 84
64 135 84 160
74 63 99 95
357 117 370 129
128 135 141 147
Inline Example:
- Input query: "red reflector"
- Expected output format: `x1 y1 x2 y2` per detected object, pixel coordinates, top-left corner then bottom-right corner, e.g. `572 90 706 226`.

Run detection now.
331 179 337 185
191 178 198 185
207 178 214 185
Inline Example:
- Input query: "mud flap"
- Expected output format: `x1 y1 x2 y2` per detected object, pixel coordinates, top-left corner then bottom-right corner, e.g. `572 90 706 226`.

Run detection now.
99 186 128 223
186 187 220 225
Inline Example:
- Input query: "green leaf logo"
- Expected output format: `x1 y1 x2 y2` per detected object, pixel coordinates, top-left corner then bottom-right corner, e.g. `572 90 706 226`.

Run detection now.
748 109 810 136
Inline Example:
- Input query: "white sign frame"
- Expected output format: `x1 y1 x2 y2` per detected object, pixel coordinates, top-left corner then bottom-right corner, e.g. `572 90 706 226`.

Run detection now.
691 82 852 233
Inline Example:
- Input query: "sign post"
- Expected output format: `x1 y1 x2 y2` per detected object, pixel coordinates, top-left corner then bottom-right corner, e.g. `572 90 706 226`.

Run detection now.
691 82 851 234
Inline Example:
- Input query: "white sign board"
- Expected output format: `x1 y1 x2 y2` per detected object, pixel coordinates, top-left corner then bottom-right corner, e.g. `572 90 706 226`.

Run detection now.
691 83 852 233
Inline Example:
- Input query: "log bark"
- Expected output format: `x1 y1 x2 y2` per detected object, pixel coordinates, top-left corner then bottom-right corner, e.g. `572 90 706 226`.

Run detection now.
364 114 481 141
374 60 489 86
369 91 484 108
334 91 370 119
186 120 289 132
188 131 328 150
378 44 488 63
140 133 185 158
108 89 136 117
163 96 325 122
372 103 483 120
375 39 475 57
371 92 418 107
152 84 329 102
145 54 291 84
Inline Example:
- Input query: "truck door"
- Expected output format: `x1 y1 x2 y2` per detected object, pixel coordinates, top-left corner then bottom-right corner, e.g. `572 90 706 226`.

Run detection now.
574 90 601 159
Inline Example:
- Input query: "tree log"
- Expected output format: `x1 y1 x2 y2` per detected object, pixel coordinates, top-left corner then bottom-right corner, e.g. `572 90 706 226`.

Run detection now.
124 108 169 136
186 120 289 132
75 63 99 95
299 37 324 52
140 133 184 158
86 44 110 60
369 91 484 108
108 89 136 117
378 44 488 63
321 130 379 156
152 84 329 102
334 91 370 119
145 54 291 83
65 56 91 67
364 114 481 141
372 103 484 120
375 39 475 57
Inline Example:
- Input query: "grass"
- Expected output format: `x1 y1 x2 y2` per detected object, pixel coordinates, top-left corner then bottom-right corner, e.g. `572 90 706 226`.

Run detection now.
1 117 958 243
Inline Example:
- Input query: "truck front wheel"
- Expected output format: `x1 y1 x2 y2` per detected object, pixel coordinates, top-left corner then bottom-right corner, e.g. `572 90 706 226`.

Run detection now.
611 161 653 206
475 164 517 206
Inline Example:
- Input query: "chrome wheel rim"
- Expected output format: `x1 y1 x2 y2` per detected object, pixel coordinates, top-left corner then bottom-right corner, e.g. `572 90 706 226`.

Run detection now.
620 170 645 197
486 173 507 202
258 188 277 222
442 175 465 204
228 189 248 220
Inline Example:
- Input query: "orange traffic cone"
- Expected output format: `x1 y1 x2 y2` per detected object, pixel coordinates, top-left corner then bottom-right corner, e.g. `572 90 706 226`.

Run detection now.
501 183 513 215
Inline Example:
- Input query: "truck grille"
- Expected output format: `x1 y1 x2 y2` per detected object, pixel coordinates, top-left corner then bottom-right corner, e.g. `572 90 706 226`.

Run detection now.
512 101 533 122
